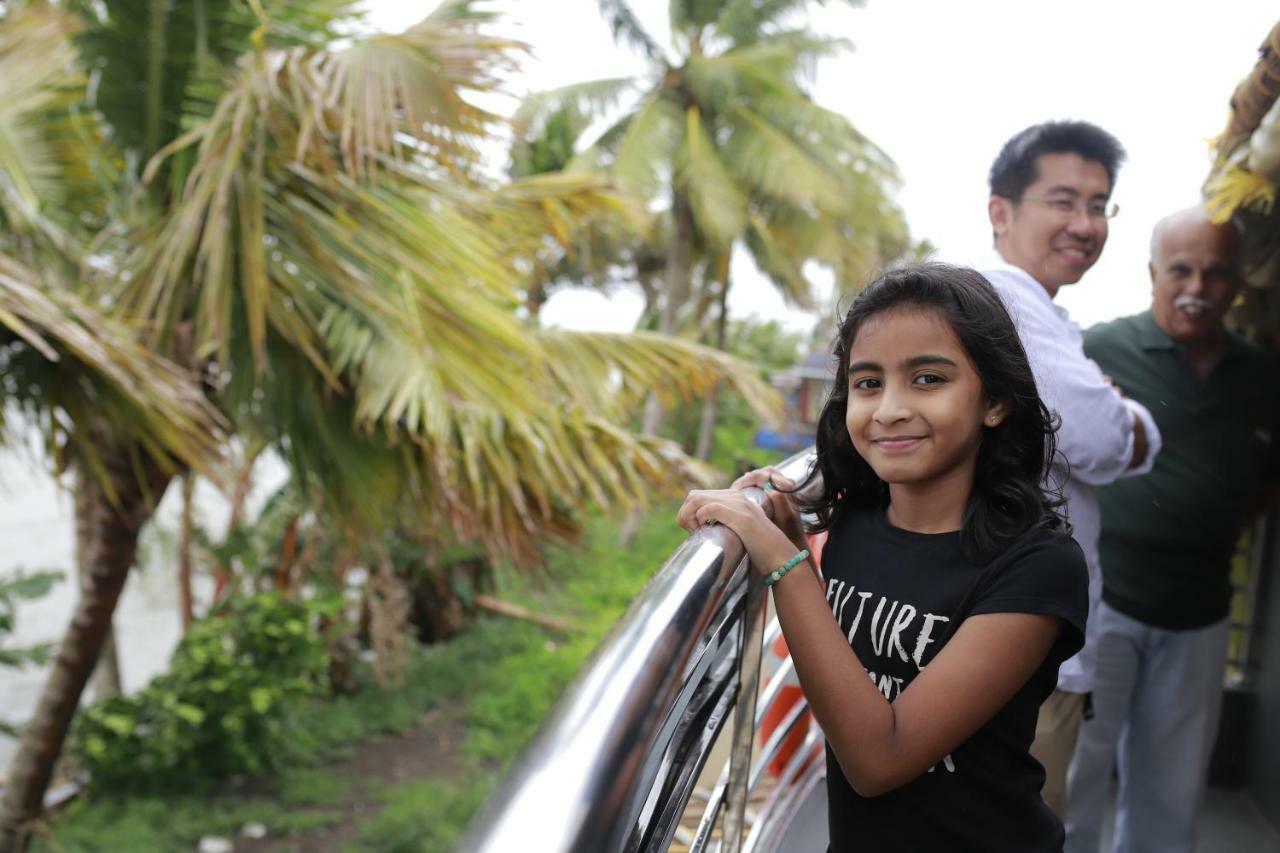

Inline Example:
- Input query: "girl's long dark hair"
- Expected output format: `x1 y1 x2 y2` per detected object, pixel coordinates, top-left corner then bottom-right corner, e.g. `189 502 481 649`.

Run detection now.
797 263 1066 562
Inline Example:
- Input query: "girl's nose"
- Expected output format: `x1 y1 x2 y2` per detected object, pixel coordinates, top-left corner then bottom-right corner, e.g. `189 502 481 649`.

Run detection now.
872 389 912 425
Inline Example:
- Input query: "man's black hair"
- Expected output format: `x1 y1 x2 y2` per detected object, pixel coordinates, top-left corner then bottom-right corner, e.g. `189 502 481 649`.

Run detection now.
988 121 1126 201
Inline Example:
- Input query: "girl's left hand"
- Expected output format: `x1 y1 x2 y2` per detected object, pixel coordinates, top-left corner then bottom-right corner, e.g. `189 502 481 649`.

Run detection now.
676 489 799 575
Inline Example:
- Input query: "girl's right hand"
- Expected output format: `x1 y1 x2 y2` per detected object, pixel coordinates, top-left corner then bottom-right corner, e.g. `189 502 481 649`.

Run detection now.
731 467 807 553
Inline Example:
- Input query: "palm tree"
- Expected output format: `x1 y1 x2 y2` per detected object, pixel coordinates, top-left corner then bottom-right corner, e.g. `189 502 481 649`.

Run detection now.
0 2 782 846
518 0 914 445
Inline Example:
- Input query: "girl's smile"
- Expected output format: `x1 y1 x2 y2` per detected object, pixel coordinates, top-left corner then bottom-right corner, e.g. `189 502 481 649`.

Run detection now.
870 435 927 453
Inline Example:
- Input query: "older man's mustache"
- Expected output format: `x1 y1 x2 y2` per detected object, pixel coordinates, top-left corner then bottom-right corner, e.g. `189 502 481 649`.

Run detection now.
1173 295 1215 315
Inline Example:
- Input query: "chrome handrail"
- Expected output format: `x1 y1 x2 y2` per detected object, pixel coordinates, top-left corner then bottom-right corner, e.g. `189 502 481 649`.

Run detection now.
459 450 820 853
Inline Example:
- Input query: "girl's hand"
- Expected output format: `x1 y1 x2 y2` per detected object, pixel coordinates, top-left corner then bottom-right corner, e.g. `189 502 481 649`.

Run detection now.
676 488 799 575
730 467 808 553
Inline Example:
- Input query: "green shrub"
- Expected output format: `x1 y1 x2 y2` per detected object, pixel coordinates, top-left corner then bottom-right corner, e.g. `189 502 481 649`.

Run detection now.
73 592 334 792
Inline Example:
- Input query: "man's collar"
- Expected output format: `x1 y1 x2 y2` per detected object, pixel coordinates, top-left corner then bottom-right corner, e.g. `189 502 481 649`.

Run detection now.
983 253 1062 312
990 252 1055 295
1133 311 1176 351
1134 310 1243 360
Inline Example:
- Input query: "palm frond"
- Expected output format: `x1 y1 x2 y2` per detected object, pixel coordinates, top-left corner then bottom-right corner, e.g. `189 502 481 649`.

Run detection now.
129 7 525 368
596 0 664 63
677 106 747 249
512 77 639 134
670 0 725 31
509 78 644 178
609 91 683 194
0 4 87 249
80 0 357 174
721 103 849 215
252 319 725 565
699 31 850 91
741 211 815 307
717 0 862 47
492 171 650 249
0 253 224 482
412 408 717 564
324 4 517 180
535 328 784 424
750 92 898 182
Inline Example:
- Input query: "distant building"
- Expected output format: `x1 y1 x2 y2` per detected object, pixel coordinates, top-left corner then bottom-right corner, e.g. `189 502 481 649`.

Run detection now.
754 351 833 453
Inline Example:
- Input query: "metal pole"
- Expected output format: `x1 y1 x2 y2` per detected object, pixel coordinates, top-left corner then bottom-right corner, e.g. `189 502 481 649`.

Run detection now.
719 487 771 853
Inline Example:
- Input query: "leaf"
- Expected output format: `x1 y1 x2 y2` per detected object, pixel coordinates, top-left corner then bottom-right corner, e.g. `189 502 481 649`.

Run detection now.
0 3 90 251
101 714 135 736
595 0 664 62
609 91 683 194
0 570 64 602
0 254 227 483
512 77 639 135
535 328 784 425
677 105 747 249
249 687 273 714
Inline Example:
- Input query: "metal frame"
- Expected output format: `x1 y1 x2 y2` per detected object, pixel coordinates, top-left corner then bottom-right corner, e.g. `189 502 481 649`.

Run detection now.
459 451 824 853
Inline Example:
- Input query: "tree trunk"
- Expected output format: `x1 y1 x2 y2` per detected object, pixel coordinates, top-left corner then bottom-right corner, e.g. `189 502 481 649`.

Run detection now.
73 471 122 700
524 276 549 318
212 444 257 603
694 265 731 461
621 194 694 545
90 631 122 702
177 472 195 631
0 446 171 852
641 192 694 436
407 557 490 645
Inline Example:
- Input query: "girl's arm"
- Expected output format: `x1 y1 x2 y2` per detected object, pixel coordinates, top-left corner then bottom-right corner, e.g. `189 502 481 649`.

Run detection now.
768 561 1059 796
677 488 1061 798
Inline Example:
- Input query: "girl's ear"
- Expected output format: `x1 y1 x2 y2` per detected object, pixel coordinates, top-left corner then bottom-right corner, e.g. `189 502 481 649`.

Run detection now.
984 399 1010 428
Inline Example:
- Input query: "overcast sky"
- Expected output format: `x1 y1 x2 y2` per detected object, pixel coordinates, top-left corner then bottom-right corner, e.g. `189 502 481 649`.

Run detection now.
366 1 1279 335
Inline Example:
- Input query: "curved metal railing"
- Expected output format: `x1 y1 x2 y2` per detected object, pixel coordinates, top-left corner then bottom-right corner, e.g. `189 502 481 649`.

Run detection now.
459 450 825 853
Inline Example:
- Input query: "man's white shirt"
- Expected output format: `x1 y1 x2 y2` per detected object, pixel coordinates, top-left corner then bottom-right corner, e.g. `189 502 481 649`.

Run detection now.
977 256 1161 694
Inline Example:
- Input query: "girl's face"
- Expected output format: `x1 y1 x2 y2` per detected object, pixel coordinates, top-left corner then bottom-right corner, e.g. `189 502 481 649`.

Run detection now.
844 307 1006 493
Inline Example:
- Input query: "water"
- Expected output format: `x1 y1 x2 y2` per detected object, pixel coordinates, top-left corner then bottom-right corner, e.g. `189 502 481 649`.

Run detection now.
0 430 286 777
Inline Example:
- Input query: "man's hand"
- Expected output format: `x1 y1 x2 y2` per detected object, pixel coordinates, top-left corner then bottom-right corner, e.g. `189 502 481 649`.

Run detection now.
1129 411 1148 469
1103 373 1125 398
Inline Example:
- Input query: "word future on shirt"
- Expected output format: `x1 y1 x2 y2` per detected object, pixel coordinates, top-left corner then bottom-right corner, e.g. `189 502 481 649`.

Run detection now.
824 576 958 774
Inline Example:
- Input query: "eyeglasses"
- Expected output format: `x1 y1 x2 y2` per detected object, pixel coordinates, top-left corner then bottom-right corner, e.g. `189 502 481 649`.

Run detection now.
1021 195 1120 221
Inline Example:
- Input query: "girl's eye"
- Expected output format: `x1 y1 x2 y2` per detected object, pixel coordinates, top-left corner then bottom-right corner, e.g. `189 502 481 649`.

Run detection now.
851 376 880 391
913 373 946 386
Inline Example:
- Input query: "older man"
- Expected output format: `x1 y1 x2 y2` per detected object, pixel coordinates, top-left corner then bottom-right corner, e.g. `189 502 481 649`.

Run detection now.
1065 207 1280 853
979 120 1162 817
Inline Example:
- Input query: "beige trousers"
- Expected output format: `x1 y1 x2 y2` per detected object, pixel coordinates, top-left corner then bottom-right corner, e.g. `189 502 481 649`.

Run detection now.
1031 688 1086 819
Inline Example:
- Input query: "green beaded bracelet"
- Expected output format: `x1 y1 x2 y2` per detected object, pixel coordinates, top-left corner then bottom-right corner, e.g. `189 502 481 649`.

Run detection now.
763 548 809 587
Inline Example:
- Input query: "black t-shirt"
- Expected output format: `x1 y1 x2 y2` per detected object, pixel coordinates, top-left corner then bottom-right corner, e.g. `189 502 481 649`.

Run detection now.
821 508 1087 853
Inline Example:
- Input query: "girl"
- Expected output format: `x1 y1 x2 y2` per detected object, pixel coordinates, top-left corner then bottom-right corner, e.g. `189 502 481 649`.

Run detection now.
677 264 1087 852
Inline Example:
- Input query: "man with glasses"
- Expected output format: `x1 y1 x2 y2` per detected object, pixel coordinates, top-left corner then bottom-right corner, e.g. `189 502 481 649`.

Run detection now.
978 121 1162 820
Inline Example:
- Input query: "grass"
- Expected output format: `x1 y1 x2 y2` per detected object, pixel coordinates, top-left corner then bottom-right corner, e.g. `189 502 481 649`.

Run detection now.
36 503 690 852
35 796 280 852
345 778 491 853
348 504 689 849
278 768 352 808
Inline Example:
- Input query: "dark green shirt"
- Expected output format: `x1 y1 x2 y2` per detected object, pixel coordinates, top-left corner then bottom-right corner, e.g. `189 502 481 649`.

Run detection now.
1083 311 1280 629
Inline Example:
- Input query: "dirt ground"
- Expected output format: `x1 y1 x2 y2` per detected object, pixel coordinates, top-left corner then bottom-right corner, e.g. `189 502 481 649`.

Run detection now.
236 706 465 852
